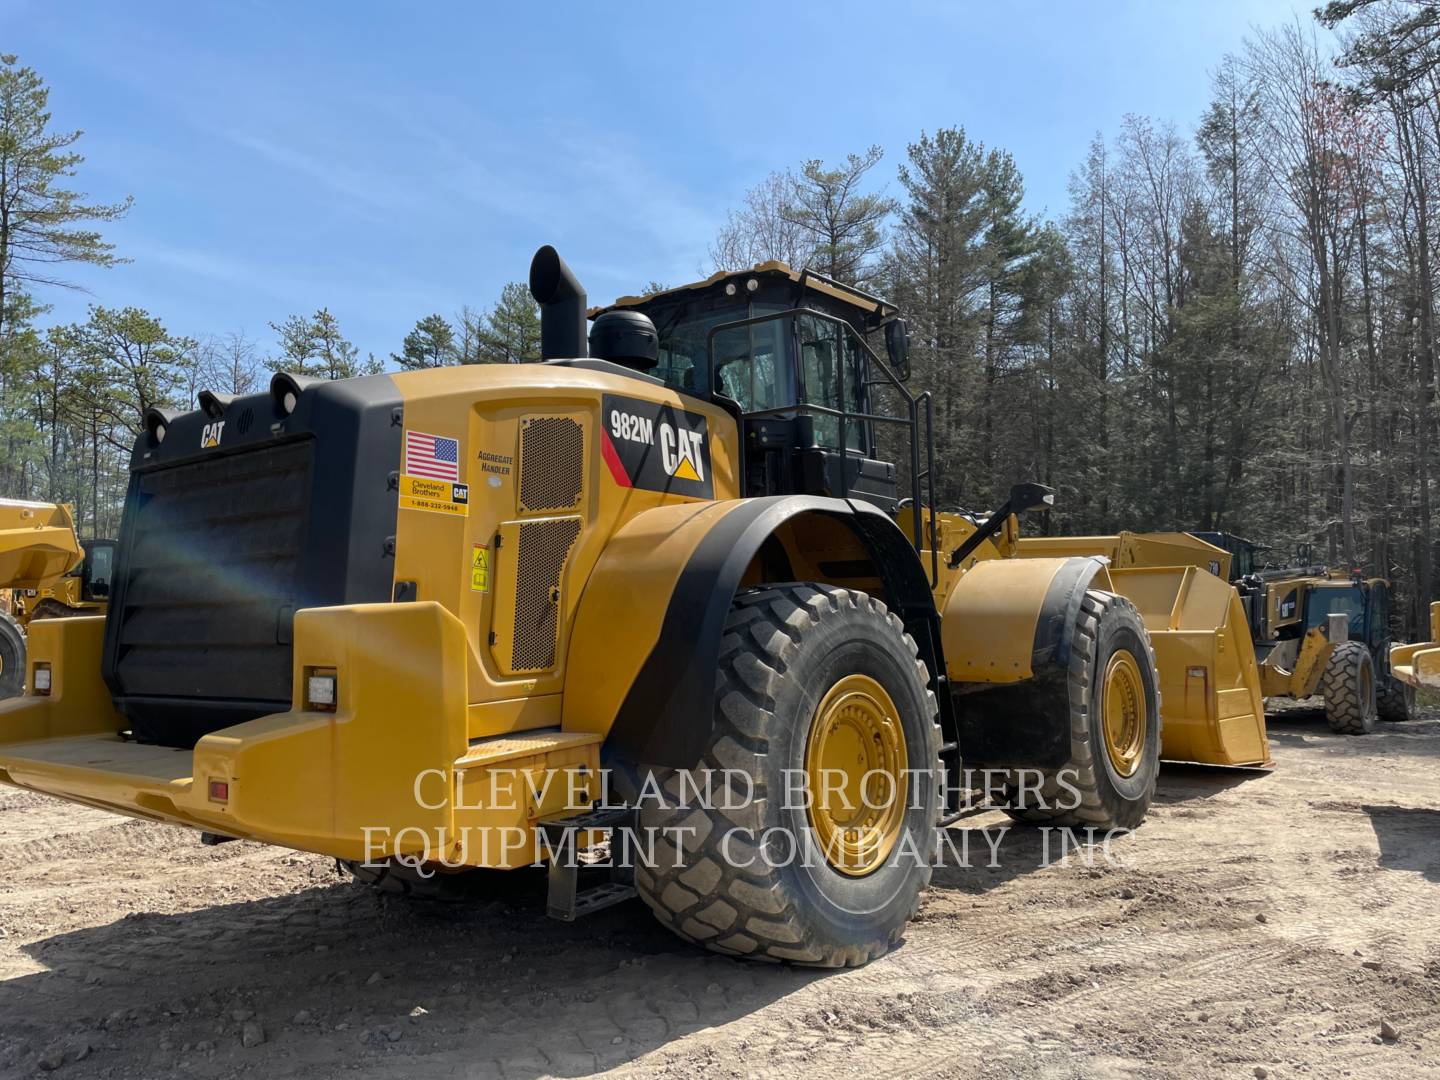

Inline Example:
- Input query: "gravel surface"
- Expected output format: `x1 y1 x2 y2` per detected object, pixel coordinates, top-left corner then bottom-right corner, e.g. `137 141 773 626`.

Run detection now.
0 702 1437 1078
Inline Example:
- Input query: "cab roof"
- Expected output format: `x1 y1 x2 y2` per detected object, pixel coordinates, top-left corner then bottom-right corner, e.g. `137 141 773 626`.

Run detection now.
590 262 899 324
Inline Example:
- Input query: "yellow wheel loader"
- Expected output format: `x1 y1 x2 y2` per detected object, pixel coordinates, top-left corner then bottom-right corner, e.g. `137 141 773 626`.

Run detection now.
0 499 86 698
0 248 1250 966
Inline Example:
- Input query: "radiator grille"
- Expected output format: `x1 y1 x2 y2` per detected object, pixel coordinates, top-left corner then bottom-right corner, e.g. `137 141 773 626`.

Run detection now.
511 517 581 671
114 441 312 704
518 417 583 512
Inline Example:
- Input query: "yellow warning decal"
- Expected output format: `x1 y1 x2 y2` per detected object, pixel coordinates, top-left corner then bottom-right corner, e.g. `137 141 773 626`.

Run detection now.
470 544 489 592
400 475 469 517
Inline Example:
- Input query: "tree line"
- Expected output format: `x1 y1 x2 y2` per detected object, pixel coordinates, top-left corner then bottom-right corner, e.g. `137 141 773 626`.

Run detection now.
703 4 1440 635
2 3 1439 633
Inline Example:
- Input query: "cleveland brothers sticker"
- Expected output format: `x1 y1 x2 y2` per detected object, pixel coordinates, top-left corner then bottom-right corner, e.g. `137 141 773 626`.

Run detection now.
600 394 712 499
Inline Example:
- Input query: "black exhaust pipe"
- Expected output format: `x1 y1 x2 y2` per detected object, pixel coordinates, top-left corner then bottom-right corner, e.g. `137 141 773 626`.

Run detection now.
528 245 587 360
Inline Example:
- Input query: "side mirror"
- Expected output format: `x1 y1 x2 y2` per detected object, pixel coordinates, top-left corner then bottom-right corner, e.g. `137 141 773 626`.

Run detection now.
884 318 910 381
1007 482 1056 514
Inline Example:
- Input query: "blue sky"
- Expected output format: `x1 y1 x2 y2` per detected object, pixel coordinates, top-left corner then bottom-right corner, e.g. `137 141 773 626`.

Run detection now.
5 0 1308 366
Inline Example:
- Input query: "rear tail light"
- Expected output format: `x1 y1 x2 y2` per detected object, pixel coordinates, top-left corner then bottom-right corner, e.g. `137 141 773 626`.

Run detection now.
306 668 337 711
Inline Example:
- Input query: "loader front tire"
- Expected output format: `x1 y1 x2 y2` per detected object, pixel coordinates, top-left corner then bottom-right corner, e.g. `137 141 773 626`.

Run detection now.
0 612 25 699
635 584 941 968
1322 641 1377 734
1376 674 1414 723
1004 591 1160 832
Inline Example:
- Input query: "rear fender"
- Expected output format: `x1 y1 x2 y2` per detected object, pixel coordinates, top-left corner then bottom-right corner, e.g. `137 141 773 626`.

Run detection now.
563 495 943 768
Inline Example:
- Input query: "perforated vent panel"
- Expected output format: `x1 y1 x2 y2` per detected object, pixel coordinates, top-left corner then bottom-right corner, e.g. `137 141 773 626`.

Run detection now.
519 417 583 512
511 517 582 672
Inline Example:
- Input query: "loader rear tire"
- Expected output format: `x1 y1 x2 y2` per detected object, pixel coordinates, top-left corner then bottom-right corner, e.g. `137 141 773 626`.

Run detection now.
634 584 941 968
1003 591 1161 832
0 611 25 699
1376 674 1414 723
1321 641 1376 735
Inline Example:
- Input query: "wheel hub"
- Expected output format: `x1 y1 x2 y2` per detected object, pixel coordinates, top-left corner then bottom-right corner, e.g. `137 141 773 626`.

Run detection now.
804 674 907 877
1101 650 1147 778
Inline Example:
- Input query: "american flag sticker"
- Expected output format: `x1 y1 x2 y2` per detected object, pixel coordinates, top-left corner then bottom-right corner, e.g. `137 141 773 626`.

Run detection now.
405 430 460 482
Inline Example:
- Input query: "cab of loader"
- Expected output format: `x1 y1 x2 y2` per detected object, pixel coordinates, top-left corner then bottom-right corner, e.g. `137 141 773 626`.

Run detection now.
593 265 928 520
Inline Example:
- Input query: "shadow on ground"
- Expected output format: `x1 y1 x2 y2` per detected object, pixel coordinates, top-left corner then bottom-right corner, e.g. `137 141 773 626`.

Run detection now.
1365 804 1440 884
2 876 824 1078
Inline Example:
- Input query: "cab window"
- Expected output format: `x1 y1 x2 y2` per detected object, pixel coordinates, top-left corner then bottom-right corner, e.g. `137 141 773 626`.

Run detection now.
85 543 114 598
712 319 788 412
1305 586 1366 640
797 313 865 450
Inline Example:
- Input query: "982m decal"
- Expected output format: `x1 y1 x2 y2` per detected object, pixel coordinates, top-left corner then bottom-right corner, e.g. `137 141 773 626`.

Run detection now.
600 393 713 499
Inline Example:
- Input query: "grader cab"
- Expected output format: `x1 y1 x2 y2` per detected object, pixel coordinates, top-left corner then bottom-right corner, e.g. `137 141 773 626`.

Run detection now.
0 247 1224 968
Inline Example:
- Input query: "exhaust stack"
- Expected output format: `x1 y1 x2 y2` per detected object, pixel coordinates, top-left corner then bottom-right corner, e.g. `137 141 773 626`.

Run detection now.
528 245 587 360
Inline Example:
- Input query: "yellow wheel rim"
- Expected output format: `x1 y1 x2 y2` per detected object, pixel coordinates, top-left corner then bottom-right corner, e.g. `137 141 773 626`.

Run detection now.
1101 650 1147 778
804 674 907 877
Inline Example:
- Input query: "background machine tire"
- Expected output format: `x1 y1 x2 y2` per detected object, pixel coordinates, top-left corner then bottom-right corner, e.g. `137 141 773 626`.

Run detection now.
635 583 941 968
1321 640 1377 735
1004 591 1161 832
1376 673 1415 723
0 611 25 699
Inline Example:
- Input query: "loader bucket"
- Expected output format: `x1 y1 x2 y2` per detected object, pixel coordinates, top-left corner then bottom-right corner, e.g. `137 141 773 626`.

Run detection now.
1391 601 1440 690
1108 565 1271 768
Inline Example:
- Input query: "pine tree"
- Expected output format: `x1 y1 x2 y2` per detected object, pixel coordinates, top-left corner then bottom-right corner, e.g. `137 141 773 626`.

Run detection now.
270 308 378 380
0 55 131 340
393 314 457 369
471 283 540 364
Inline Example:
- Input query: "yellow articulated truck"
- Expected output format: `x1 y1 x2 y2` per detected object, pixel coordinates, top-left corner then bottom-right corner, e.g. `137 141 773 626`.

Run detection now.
0 499 86 697
0 249 1263 966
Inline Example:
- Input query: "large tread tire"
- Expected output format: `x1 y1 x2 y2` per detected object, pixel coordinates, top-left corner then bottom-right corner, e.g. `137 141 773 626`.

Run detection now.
1321 640 1377 735
0 611 25 699
1376 673 1415 723
635 583 940 968
1003 591 1161 832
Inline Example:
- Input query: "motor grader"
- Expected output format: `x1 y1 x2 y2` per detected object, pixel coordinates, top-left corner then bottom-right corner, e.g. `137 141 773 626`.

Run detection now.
0 499 87 698
1183 533 1412 733
0 248 1263 967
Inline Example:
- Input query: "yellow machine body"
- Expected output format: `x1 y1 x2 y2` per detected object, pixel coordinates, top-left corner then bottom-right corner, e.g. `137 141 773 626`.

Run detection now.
0 499 83 593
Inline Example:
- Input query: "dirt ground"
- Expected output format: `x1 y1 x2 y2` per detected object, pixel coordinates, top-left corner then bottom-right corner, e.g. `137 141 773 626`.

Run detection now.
0 703 1437 1080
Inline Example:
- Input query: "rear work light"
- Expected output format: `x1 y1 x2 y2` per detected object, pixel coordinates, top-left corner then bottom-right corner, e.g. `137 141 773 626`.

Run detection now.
306 668 337 711
31 663 51 695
